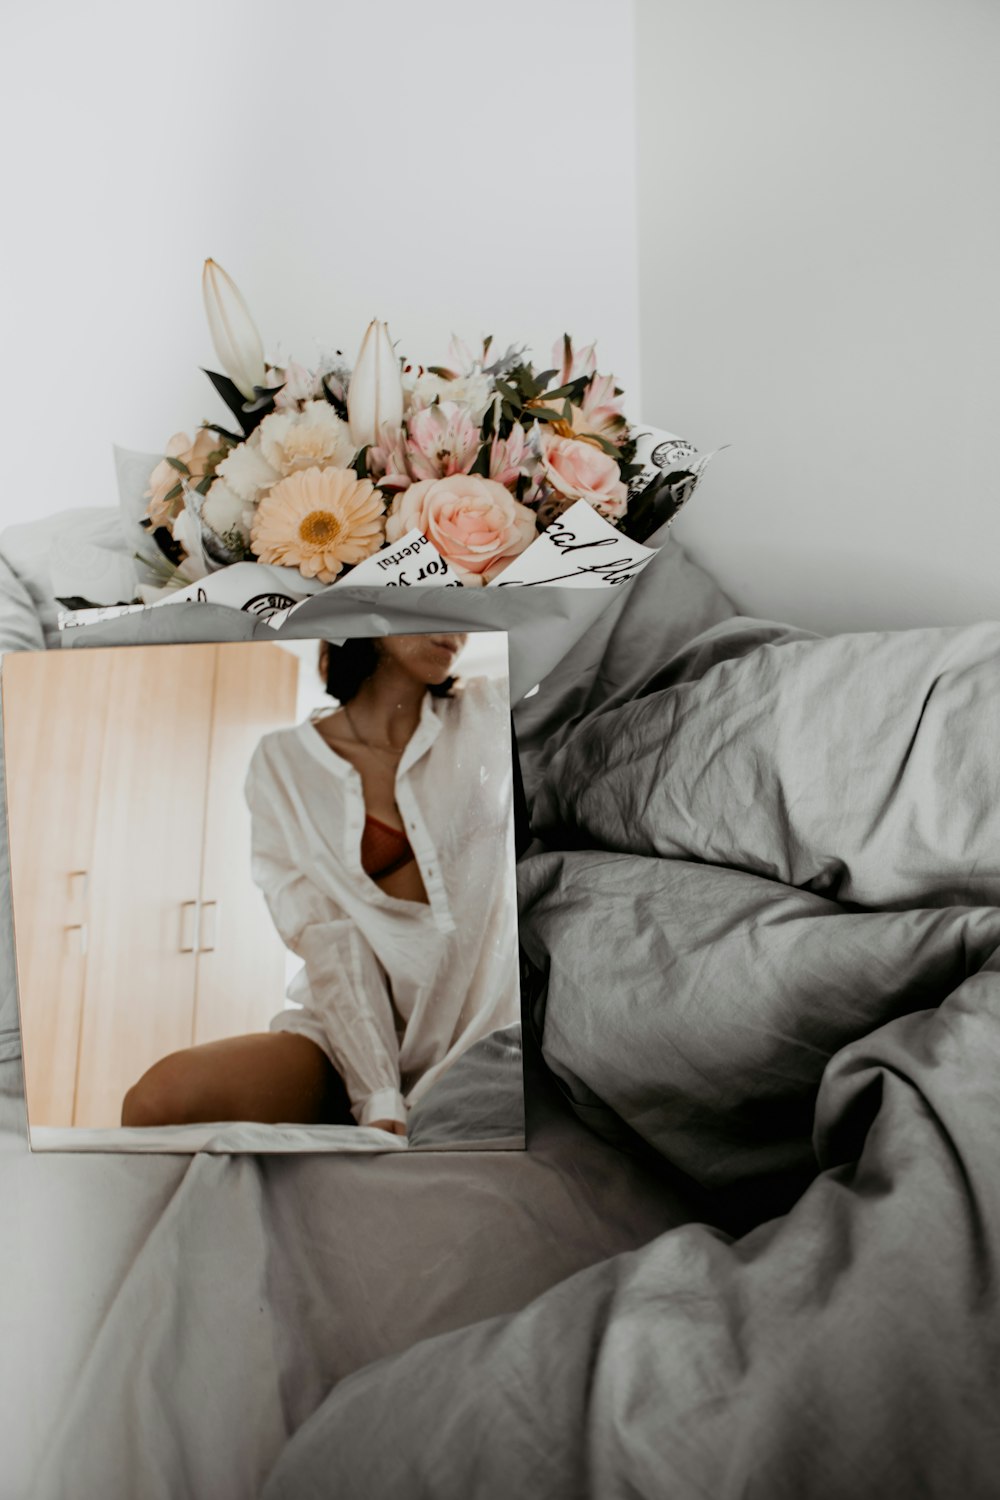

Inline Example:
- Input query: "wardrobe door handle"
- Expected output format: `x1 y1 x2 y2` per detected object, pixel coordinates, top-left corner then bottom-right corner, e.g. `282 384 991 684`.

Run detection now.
198 900 218 953
65 922 88 957
179 901 199 954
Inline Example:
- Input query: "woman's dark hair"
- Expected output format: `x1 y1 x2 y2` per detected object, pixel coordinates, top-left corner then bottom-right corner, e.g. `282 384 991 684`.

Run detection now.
319 638 456 703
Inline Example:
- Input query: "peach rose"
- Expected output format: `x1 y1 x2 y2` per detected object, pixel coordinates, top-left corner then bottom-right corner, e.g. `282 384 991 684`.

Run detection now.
145 429 220 527
540 432 628 521
385 473 536 585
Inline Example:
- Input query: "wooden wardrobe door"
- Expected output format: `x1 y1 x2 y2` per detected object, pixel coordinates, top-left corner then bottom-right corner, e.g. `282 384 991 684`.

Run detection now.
74 643 216 1128
2 648 114 1129
192 641 299 1046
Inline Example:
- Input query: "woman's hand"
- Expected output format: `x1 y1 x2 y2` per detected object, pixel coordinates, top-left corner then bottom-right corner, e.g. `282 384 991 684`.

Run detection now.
369 1117 407 1136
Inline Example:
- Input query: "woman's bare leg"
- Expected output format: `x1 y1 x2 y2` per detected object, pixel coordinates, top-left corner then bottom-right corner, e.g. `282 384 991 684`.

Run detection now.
120 1032 354 1128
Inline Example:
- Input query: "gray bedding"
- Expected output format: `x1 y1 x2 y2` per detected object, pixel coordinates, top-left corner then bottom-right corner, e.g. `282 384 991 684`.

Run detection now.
0 520 727 1499
261 615 1000 1498
265 977 1000 1499
7 506 997 1497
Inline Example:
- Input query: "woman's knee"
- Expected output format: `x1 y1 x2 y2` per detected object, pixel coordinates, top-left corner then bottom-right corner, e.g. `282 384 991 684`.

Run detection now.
120 1052 198 1127
120 1033 354 1128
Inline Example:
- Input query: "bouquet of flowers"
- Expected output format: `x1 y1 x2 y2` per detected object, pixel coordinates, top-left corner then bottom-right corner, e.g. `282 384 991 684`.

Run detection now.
119 260 712 608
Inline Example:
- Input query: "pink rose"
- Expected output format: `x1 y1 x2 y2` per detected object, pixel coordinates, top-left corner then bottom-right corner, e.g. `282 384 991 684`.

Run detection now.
385 473 536 585
540 432 628 521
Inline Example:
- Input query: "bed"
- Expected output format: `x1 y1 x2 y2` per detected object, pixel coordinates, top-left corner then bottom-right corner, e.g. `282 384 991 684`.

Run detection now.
0 514 725 1498
3 513 999 1498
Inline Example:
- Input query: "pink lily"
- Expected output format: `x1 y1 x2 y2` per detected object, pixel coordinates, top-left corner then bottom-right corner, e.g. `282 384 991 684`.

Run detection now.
488 423 535 489
404 401 481 481
367 421 413 493
577 370 628 444
551 334 598 386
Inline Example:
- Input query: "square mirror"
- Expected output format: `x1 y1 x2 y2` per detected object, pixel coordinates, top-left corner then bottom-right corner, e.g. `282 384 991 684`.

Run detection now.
2 631 524 1152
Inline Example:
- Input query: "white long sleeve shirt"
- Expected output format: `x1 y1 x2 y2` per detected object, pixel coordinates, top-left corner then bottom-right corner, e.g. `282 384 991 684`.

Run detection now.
243 674 520 1128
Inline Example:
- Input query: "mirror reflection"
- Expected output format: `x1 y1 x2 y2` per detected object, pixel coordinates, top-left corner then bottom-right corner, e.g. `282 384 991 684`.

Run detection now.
3 632 524 1151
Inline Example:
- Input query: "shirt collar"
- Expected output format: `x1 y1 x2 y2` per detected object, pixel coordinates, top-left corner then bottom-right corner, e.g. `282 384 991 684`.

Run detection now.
299 692 444 779
297 712 353 778
397 691 444 778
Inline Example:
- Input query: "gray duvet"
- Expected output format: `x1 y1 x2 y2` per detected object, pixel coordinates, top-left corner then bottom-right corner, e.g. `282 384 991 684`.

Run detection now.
263 615 1000 1498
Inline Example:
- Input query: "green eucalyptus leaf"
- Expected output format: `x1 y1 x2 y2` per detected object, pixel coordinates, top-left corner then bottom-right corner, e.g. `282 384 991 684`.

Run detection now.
583 432 620 458
470 441 492 478
203 421 243 444
534 380 575 403
202 368 272 436
525 367 557 399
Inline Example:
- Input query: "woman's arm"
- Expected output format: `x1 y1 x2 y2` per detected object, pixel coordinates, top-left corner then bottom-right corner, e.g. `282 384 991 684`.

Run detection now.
245 748 407 1129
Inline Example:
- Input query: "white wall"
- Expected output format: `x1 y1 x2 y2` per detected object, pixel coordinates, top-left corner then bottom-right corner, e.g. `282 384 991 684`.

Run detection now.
1 0 639 533
636 0 1000 633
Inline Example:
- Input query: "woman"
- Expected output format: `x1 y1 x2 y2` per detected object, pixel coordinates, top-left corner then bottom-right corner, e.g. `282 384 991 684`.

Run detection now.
121 632 520 1138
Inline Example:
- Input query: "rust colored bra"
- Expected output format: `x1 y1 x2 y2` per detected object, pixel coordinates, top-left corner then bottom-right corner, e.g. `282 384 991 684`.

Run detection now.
361 815 416 881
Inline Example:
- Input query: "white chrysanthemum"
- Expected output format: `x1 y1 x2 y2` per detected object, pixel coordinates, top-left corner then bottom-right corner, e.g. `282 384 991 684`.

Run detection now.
202 478 253 544
403 370 494 423
258 400 355 476
216 435 281 504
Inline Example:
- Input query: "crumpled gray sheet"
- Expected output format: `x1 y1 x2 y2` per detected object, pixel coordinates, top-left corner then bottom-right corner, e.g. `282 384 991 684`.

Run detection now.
261 615 1000 1498
519 847 1000 1202
0 524 730 1499
532 617 1000 909
263 964 1000 1500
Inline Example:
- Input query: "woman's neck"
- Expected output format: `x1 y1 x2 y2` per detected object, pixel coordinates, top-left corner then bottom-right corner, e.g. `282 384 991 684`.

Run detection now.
347 666 426 749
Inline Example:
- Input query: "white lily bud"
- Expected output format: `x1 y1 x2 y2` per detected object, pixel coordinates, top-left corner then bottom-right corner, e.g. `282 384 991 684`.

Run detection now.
202 259 267 401
348 319 404 448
